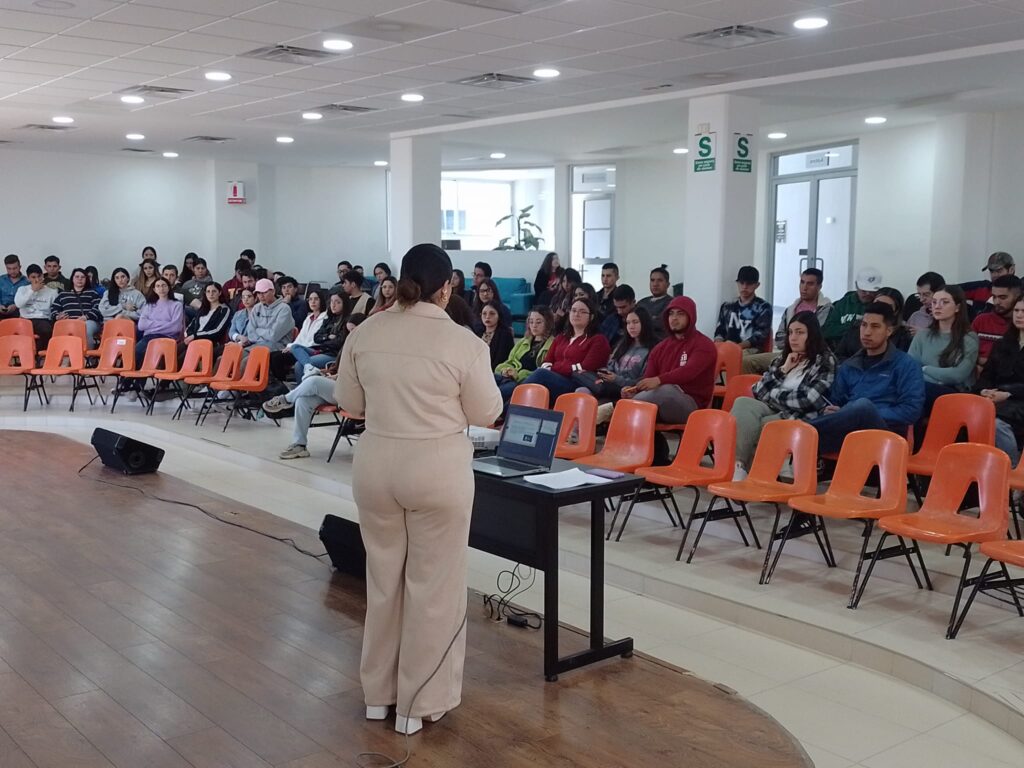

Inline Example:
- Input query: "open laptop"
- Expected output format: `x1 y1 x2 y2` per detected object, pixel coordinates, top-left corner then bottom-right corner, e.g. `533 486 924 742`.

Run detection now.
472 404 564 478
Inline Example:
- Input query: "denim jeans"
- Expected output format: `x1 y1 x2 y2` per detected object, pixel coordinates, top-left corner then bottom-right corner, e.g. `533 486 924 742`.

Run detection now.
995 417 1021 468
522 367 577 401
286 375 337 446
809 397 902 455
290 345 317 381
135 333 176 364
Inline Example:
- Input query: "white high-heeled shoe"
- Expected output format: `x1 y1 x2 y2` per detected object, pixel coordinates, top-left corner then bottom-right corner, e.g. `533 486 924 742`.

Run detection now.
365 705 389 721
394 711 445 735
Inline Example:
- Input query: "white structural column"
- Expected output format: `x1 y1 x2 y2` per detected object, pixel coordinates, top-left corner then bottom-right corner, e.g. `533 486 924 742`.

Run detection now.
389 135 441 258
682 94 760 334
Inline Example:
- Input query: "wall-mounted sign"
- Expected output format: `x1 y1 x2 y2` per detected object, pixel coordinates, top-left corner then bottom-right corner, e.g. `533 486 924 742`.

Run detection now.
732 132 753 173
227 181 246 205
775 220 787 244
694 131 717 173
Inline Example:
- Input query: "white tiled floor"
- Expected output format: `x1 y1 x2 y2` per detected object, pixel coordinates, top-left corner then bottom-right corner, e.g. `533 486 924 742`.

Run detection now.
4 384 1024 767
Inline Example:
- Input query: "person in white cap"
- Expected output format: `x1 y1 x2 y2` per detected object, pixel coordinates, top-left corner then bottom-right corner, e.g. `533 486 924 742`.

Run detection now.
822 266 882 347
239 277 295 358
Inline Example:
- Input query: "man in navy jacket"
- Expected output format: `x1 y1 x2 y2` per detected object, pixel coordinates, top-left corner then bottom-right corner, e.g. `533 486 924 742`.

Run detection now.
810 301 925 455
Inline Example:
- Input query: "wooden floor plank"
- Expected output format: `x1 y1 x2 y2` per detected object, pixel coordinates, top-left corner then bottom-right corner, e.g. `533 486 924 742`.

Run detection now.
0 616 98 702
167 726 275 768
0 720 38 768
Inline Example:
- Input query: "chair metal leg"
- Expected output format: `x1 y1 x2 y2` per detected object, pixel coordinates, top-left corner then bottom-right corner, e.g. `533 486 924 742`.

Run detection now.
896 535 924 589
740 501 761 549
909 475 923 507
1004 562 1024 617
913 540 933 591
605 491 629 540
656 488 679 528
810 515 836 568
848 519 875 609
675 488 702 561
949 557 994 639
759 503 784 585
613 485 645 542
222 392 239 431
684 494 719 565
763 509 801 585
666 489 683 528
946 544 973 639
327 422 344 463
852 531 889 609
732 513 750 547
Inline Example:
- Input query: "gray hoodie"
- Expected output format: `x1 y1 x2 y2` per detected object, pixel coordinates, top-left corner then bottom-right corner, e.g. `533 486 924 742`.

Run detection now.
247 297 295 351
98 286 146 320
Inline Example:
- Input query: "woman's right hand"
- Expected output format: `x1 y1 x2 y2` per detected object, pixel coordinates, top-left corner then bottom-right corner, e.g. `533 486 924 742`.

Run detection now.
781 352 804 373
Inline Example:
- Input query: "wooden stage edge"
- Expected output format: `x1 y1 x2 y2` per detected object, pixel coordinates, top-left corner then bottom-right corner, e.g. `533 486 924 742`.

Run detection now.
0 430 811 768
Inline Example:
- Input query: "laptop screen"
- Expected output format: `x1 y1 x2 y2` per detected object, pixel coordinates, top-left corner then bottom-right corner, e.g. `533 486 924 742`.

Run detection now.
498 405 563 467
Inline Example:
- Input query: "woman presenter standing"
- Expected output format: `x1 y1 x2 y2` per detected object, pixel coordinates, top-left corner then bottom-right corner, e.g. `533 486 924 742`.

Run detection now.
336 243 502 735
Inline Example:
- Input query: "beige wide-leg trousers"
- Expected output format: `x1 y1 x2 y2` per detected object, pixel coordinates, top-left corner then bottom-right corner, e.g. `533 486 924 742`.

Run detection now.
353 431 475 718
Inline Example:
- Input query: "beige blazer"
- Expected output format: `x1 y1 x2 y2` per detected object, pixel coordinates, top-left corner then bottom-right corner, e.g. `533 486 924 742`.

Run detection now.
336 301 502 439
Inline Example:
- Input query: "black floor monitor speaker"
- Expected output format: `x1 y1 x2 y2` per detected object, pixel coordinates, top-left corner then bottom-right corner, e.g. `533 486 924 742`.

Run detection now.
319 514 366 579
90 428 165 475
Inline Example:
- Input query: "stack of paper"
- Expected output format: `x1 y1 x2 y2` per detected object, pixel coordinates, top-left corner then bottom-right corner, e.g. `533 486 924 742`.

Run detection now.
523 468 614 490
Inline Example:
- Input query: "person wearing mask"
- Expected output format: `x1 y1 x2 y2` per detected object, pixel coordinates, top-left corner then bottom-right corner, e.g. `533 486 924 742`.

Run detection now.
533 252 562 304
270 289 326 382
743 267 831 374
183 282 230 358
908 286 979 422
98 267 145 321
339 270 374 318
599 284 636 348
597 262 619 317
370 276 398 315
229 288 256 343
43 255 73 293
579 307 657 425
976 297 1024 467
0 254 28 318
731 312 836 480
714 266 773 356
494 307 554 403
238 278 295 358
279 276 309 327
51 267 103 348
636 265 672 340
470 278 511 332
135 277 184 360
180 257 213 319
335 243 502 735
905 271 945 331
961 251 1015 318
13 264 57 346
972 274 1022 369
822 267 882 346
622 296 717 463
133 257 159 295
835 287 911 362
477 301 515 370
522 297 611 401
809 302 925 455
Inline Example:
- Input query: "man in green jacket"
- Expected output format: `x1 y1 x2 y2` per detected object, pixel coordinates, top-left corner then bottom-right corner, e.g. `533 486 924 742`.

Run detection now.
822 267 882 347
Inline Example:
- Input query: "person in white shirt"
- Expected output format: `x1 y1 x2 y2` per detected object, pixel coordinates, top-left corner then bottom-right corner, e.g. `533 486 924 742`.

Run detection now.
269 289 327 382
14 264 57 347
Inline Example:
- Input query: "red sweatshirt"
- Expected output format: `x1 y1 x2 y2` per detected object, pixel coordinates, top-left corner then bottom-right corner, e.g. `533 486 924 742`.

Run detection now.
545 332 611 376
972 311 1009 360
643 295 717 407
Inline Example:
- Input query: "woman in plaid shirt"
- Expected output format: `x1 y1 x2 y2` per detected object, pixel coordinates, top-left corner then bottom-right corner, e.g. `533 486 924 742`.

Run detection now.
731 311 837 480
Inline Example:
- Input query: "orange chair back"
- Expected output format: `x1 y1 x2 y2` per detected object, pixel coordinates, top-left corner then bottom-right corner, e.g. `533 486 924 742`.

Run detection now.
96 318 136 347
179 339 214 377
510 383 549 409
92 336 135 372
553 392 597 459
51 318 88 346
721 373 761 412
0 335 35 371
829 430 908 508
748 419 818 495
914 393 995 465
669 409 736 477
597 399 658 469
137 338 178 375
211 342 244 382
235 346 270 389
918 443 1009 534
714 341 742 385
37 335 84 372
0 318 32 337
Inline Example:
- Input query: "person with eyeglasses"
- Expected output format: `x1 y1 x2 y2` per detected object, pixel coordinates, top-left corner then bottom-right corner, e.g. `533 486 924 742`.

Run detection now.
521 297 610 400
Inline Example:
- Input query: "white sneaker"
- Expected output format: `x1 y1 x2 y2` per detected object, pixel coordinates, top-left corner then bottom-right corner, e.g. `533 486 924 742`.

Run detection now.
596 402 614 426
302 363 322 380
366 705 389 721
732 462 748 481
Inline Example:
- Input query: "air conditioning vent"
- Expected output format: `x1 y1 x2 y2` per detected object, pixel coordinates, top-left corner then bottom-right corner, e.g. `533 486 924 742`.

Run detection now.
118 85 193 99
447 0 560 11
121 147 155 154
454 72 538 89
182 135 235 143
242 44 340 64
18 123 77 131
310 103 379 114
580 172 608 184
683 24 786 49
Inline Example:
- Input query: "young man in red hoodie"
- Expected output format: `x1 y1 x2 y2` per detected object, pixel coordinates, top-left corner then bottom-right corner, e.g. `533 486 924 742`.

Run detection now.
622 295 717 462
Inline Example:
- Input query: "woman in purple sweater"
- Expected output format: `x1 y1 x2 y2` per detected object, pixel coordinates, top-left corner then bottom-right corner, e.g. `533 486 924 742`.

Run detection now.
136 277 184 361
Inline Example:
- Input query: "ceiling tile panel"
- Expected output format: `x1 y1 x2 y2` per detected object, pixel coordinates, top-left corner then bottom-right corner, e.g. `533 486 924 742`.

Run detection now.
95 4 220 32
493 42 593 64
33 35 141 56
0 0 124 20
155 33 266 55
238 2 366 31
60 21 177 45
555 50 657 71
0 28 53 47
8 48 111 66
411 30 525 54
133 0 271 14
905 5 1024 33
198 18 311 45
465 14 586 42
686 0 822 25
531 0 662 26
604 11 738 38
378 0 514 27
121 46 223 66
545 27 660 52
836 0 980 21
0 9 83 34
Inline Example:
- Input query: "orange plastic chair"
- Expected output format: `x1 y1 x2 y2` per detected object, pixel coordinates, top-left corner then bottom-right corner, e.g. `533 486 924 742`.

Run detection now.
720 374 761 412
510 383 549 409
951 538 1024 638
208 346 274 431
908 393 995 504
309 403 364 462
553 392 597 460
76 336 136 408
85 318 135 360
712 341 742 401
29 335 85 411
855 443 1009 638
786 430 909 601
188 343 244 424
705 420 819 580
572 399 657 474
611 410 738 546
51 318 89 349
154 340 213 419
1009 461 1024 539
0 335 45 410
0 318 33 337
113 337 177 414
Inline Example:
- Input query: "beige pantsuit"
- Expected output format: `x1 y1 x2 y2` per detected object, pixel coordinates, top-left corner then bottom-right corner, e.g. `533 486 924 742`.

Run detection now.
336 301 502 719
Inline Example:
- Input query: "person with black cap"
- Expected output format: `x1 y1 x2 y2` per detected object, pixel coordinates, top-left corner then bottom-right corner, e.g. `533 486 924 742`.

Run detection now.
714 266 772 355
335 243 502 737
961 251 1015 319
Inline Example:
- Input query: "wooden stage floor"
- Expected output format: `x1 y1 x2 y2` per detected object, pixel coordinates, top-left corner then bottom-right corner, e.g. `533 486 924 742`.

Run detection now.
0 430 810 768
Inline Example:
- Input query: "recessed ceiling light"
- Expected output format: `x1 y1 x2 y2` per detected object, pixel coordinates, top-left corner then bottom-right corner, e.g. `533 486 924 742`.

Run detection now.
276 136 294 144
374 160 389 167
533 68 560 78
125 133 145 140
489 152 506 159
672 147 688 154
400 93 424 102
204 71 231 82
322 38 354 51
767 132 788 140
302 112 323 120
607 184 616 188
51 115 74 124
865 116 887 125
794 17 829 31
120 95 145 105
162 152 178 158
604 167 615 172
33 0 76 9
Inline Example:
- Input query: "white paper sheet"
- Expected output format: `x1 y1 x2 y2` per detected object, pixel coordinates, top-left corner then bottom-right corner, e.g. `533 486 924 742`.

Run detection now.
523 468 615 489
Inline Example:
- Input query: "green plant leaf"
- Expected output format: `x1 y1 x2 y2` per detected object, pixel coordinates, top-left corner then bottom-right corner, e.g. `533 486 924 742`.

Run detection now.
519 205 534 215
521 221 543 233
494 213 514 227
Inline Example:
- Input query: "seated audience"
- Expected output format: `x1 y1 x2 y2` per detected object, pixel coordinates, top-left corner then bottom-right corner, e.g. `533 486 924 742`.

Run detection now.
835 287 911 361
962 251 1014 318
809 302 924 455
141 245 157 262
133 257 159 295
743 267 831 374
1 254 28 318
494 307 554 403
43 255 73 293
731 312 836 480
161 264 179 292
372 262 392 305
972 274 1021 368
478 301 515 370
522 297 610 400
293 291 348 378
279 276 308 327
451 269 472 304
370 276 397 315
179 257 213 318
714 266 772 355
222 258 250 298
84 266 104 298
13 264 56 347
182 282 230 356
976 297 1024 466
578 306 656 423
178 252 197 286
472 261 492 292
471 278 511 332
905 271 944 331
136 277 183 360
262 356 345 460
269 289 327 382
339 270 374 318
229 288 255 342
98 268 145 321
333 260 353 287
549 268 582 330
599 284 636 347
597 262 619 316
636 265 672 340
822 267 882 346
229 270 257 312
51 267 103 348
239 248 256 265
533 252 562 304
573 282 599 308
240 278 295 357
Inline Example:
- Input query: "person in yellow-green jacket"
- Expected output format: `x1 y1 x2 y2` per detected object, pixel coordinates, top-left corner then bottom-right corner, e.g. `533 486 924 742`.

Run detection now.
494 306 554 404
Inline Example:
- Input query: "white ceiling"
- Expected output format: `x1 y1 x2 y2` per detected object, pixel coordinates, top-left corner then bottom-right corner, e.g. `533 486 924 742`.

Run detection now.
2 0 1024 165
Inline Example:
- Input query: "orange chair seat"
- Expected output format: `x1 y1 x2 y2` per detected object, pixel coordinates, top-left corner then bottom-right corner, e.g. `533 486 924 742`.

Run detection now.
707 478 801 504
1010 473 1024 492
83 366 125 377
879 513 1006 545
184 374 225 386
638 464 726 489
315 403 339 413
574 452 646 474
210 379 262 393
153 370 191 382
555 442 592 461
120 369 162 379
0 366 32 376
907 453 942 476
29 364 78 375
978 540 1024 568
789 492 902 521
